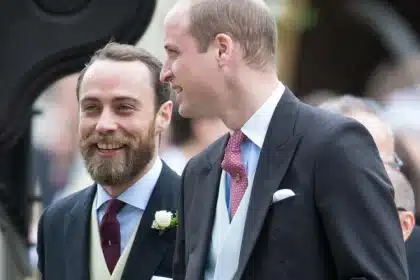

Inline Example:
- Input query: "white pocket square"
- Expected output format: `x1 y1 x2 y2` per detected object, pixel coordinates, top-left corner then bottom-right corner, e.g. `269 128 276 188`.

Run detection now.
151 276 172 280
272 189 296 203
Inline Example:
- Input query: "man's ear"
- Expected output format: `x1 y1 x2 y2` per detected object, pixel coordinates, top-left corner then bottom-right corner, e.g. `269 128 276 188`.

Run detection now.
214 33 234 67
399 211 416 241
155 100 173 134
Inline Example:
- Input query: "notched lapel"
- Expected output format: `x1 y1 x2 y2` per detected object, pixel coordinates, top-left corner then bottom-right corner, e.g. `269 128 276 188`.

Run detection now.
234 89 302 280
64 186 96 280
186 135 228 279
235 136 301 280
122 166 175 280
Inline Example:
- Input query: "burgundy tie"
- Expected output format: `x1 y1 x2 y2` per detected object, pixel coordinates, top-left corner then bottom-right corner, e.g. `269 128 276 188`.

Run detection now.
99 198 125 273
221 130 248 218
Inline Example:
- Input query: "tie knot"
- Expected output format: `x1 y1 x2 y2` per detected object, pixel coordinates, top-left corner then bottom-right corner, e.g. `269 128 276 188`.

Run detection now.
221 130 247 176
105 199 125 216
226 130 246 152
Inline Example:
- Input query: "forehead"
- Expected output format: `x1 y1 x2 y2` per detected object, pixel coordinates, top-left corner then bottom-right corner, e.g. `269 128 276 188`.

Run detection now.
80 59 154 101
163 3 191 40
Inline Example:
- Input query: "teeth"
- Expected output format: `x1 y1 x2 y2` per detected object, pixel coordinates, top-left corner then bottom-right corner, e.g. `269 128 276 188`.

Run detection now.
97 143 123 150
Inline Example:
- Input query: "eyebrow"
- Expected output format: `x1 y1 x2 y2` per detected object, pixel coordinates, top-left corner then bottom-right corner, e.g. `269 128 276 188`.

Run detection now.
80 96 140 105
113 96 140 104
80 96 99 104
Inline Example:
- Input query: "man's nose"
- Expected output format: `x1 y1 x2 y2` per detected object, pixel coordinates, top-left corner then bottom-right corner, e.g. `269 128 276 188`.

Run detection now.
95 109 118 133
160 67 173 83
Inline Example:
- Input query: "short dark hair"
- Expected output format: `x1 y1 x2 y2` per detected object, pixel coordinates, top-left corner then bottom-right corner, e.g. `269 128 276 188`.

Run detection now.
76 42 172 110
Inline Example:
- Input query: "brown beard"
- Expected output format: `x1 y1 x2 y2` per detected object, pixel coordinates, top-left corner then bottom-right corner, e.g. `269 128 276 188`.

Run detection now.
79 123 155 187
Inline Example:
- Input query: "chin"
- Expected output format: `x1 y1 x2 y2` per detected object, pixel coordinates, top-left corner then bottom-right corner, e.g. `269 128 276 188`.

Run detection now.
179 105 208 119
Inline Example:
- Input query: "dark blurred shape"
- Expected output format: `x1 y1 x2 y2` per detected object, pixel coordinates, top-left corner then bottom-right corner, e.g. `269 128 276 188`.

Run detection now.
170 103 194 147
293 0 420 96
406 226 420 280
0 205 31 279
34 0 90 14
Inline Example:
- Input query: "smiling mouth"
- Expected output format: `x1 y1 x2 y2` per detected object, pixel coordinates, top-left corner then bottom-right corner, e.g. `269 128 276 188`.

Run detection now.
97 143 124 149
95 143 126 155
173 86 183 94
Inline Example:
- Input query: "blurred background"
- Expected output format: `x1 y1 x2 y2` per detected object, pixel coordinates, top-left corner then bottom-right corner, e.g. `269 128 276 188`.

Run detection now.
2 0 420 279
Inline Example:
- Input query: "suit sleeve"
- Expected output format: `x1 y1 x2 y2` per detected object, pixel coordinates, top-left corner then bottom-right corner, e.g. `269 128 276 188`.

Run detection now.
172 160 190 280
314 120 409 279
36 209 47 279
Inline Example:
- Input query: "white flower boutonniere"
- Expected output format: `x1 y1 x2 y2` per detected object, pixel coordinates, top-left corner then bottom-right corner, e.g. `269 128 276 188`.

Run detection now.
151 210 178 234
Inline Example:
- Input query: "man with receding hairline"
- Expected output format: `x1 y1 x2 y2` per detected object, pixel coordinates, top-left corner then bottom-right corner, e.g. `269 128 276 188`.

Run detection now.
161 0 408 279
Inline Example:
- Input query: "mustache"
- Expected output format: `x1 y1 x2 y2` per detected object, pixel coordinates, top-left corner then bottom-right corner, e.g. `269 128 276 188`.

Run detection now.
80 133 132 147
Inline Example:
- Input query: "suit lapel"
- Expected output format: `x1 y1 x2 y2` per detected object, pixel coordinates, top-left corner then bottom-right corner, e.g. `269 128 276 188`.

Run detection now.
64 185 96 280
187 135 229 279
121 164 176 280
234 89 302 280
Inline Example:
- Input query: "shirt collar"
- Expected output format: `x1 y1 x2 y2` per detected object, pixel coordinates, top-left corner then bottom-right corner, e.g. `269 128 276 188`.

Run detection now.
241 82 285 148
96 157 163 211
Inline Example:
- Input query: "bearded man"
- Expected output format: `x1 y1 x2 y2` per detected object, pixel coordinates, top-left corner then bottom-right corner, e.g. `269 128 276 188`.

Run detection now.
37 42 180 280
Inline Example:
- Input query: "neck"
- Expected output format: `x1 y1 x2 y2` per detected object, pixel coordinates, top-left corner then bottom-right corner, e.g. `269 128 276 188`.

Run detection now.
220 69 279 130
103 154 158 198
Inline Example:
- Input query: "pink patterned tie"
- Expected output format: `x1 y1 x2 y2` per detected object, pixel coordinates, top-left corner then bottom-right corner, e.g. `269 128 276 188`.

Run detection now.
221 130 248 218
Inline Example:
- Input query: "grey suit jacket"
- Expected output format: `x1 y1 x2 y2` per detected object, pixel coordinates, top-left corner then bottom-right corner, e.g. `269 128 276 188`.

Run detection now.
173 89 409 280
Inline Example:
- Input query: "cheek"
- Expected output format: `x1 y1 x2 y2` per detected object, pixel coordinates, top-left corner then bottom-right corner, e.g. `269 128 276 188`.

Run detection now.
171 60 183 76
123 116 155 136
78 118 95 138
172 56 195 76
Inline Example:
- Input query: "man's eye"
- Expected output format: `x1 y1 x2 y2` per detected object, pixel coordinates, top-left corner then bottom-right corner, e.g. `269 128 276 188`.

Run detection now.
83 105 98 111
167 49 178 57
118 105 133 111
